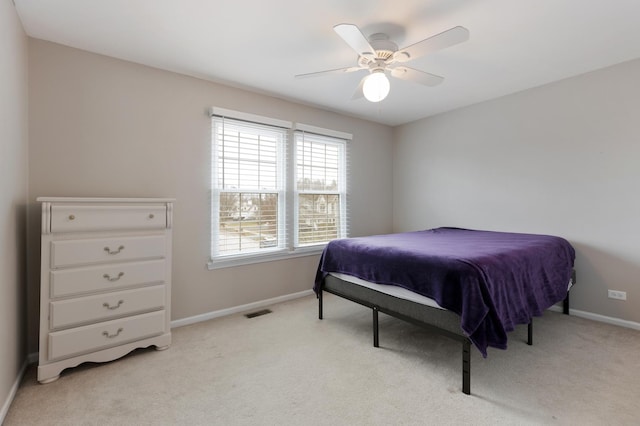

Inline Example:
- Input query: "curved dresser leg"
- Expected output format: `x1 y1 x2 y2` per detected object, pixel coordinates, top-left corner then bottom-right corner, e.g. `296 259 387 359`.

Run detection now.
39 375 60 384
155 345 170 351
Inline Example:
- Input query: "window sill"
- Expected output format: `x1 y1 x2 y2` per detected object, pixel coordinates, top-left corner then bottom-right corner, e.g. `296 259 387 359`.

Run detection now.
207 246 324 270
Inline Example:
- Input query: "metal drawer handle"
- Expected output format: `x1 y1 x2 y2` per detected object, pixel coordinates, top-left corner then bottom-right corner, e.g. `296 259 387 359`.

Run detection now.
68 214 75 220
148 213 155 219
103 300 124 310
104 245 125 255
102 328 123 339
103 272 124 282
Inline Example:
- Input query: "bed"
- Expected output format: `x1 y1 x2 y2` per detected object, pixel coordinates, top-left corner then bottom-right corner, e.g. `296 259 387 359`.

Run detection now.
313 227 576 395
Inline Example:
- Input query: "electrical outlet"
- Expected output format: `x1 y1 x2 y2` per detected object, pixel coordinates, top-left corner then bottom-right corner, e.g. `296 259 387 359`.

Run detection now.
608 289 627 300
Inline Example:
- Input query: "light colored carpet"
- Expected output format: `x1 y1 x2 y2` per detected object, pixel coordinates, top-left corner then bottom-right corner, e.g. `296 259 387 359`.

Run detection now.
5 294 640 425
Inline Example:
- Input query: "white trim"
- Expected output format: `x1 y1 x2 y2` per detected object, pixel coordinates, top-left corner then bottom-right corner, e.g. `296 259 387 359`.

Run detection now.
170 289 314 328
568 308 640 330
210 107 292 129
36 197 175 203
294 123 353 140
0 360 28 425
293 131 349 247
207 246 323 270
548 304 640 329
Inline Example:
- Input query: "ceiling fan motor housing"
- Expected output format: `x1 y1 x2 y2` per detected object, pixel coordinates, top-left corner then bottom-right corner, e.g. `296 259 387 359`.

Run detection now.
369 33 398 59
357 33 409 70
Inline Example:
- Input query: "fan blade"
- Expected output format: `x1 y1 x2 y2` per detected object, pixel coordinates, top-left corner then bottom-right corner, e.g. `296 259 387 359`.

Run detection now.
390 67 444 86
351 76 366 100
334 24 376 59
393 26 469 63
295 66 362 79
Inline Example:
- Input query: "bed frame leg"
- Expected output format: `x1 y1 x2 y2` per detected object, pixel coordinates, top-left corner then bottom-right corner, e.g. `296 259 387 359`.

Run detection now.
462 340 471 395
527 320 533 346
373 307 379 348
318 288 323 320
564 270 575 315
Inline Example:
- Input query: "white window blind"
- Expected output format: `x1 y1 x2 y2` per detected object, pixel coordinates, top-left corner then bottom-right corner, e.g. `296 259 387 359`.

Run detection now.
294 131 348 247
211 116 287 258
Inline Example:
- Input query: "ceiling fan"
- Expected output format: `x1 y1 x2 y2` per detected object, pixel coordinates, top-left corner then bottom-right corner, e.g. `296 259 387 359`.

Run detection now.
295 24 469 102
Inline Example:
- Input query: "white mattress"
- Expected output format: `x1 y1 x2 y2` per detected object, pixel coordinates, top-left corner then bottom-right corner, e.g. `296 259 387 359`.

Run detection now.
329 273 574 311
329 272 445 309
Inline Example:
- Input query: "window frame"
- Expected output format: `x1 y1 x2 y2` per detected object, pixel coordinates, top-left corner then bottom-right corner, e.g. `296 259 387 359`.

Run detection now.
208 108 350 270
211 116 287 260
293 130 349 249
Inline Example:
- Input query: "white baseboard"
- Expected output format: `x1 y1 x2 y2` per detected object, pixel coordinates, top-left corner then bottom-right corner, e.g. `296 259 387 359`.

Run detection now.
568 308 640 330
170 289 314 328
1 360 28 425
547 304 565 313
548 303 640 329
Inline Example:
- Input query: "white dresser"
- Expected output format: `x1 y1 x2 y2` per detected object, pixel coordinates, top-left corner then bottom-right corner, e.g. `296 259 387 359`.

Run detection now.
37 197 174 383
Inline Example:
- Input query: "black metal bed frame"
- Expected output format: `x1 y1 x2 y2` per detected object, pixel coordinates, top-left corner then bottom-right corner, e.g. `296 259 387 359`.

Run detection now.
318 270 575 395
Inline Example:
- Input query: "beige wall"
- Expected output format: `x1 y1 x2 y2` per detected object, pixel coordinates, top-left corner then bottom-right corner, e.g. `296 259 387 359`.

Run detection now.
27 39 394 353
394 58 640 324
0 0 29 415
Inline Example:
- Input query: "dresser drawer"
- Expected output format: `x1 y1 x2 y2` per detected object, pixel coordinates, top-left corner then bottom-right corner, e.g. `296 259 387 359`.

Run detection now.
50 285 166 329
50 259 166 298
48 310 166 361
51 235 166 268
50 204 167 233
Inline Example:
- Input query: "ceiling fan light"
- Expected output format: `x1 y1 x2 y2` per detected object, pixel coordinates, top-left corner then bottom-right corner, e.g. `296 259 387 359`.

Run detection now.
363 72 390 102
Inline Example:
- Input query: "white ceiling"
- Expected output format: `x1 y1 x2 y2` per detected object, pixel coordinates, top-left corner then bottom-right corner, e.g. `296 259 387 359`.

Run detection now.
14 0 640 126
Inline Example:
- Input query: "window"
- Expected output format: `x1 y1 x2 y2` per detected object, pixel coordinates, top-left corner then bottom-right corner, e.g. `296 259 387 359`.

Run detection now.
210 109 350 268
211 115 287 258
294 131 348 247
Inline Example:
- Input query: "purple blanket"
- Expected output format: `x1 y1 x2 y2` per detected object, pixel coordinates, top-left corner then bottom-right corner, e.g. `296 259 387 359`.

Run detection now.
314 227 575 356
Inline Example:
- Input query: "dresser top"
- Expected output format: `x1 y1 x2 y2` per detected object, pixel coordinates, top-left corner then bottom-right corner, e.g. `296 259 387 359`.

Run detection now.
37 197 175 203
